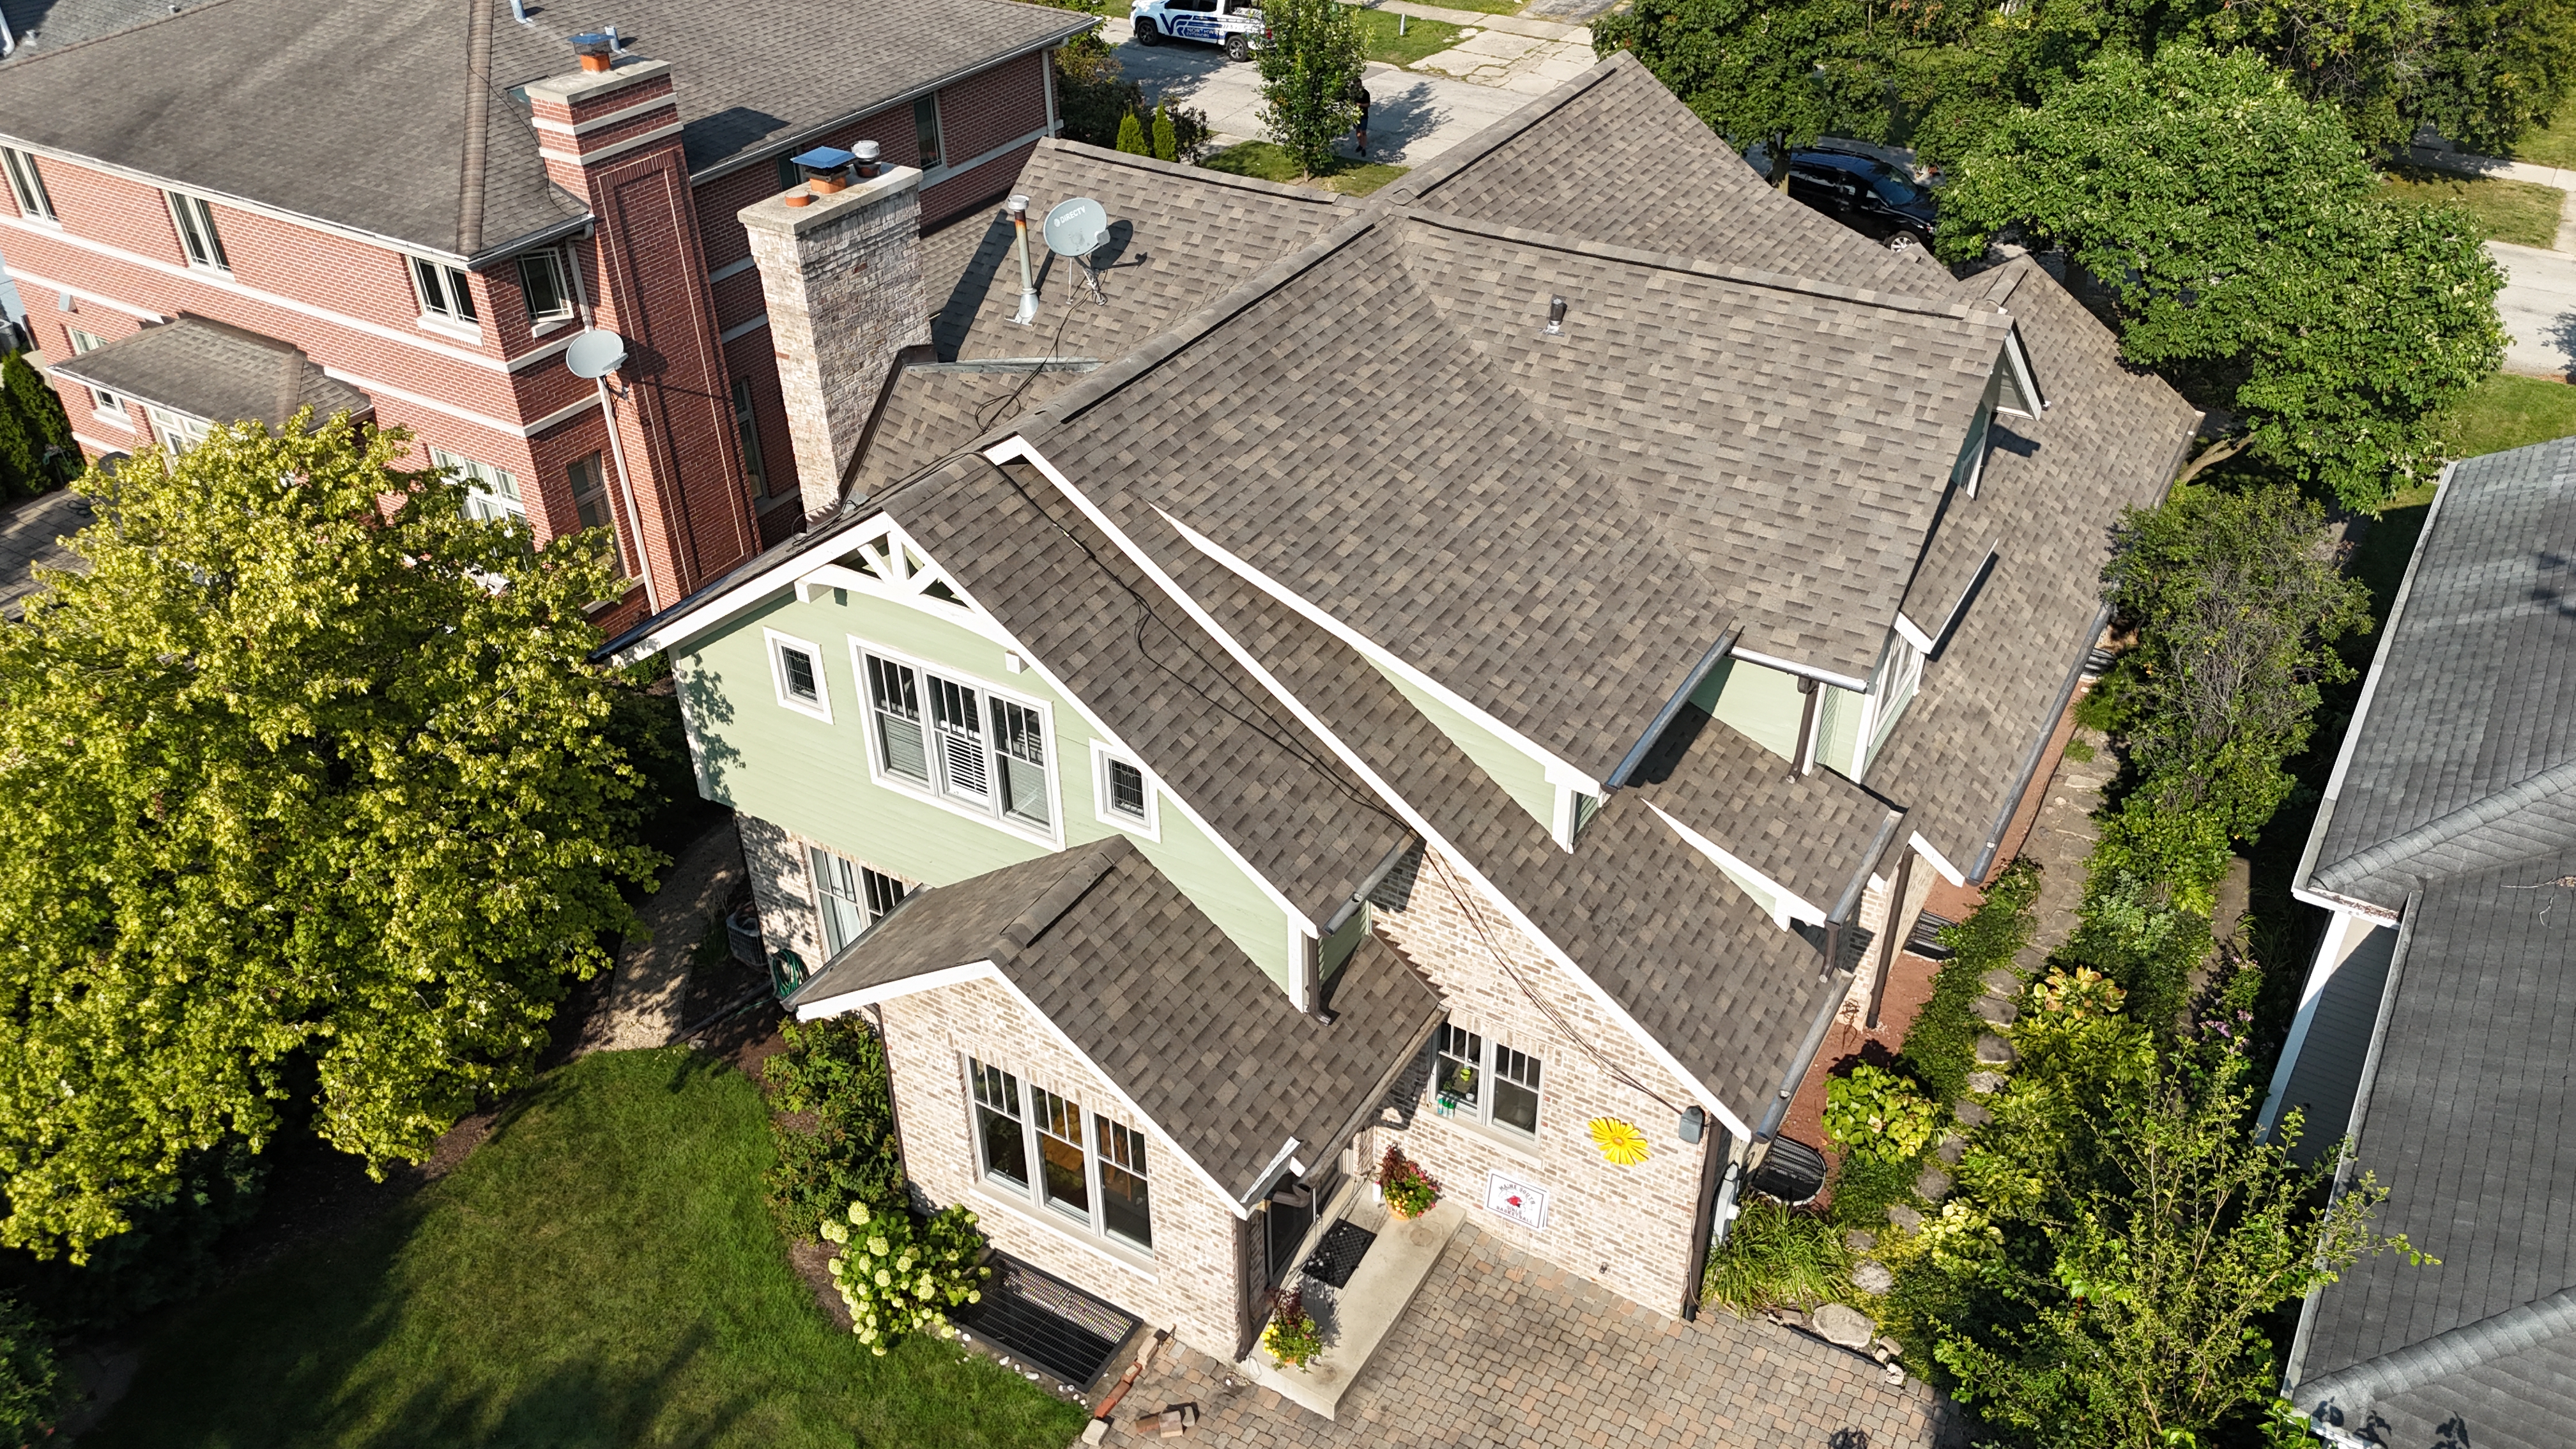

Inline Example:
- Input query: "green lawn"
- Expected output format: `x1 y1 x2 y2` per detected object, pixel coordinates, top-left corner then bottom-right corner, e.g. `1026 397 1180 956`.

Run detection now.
1390 0 1525 15
2380 162 2564 248
2442 371 2576 459
1202 141 1409 195
84 1049 1085 1449
2508 91 2576 169
1356 7 1464 65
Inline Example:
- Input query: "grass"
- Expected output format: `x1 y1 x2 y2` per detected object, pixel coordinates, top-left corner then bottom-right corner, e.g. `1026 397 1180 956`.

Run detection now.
1355 6 1464 65
2379 162 2564 248
2440 370 2576 458
84 1049 1085 1449
1381 0 1525 13
1202 141 1409 195
2509 90 2576 169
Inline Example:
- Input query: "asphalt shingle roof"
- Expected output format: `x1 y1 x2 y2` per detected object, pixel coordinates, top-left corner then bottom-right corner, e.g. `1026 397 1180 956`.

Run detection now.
788 835 1443 1200
46 314 373 431
0 0 1086 257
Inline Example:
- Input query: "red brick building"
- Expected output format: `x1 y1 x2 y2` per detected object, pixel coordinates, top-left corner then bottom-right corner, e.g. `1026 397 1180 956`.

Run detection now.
0 0 1086 627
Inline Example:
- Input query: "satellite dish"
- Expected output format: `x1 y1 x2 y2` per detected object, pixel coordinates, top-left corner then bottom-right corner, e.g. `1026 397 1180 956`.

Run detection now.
565 329 628 379
1041 197 1110 259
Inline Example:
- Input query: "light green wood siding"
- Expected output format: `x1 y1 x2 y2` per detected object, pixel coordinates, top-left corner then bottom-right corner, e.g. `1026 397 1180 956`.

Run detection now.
1690 658 1806 762
1817 681 1862 776
1364 657 1558 832
673 585 1296 990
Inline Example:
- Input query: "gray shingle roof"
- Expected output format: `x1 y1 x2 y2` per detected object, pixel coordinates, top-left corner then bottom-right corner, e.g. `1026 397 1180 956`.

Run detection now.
46 314 372 431
0 0 1086 257
788 835 1443 1200
2300 1287 2576 1449
2309 439 2576 912
1629 705 1903 917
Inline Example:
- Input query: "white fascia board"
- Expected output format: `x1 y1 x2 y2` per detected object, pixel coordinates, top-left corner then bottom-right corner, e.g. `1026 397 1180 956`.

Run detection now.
1892 612 1936 657
1149 505 1606 796
1646 801 1824 930
992 436 1750 1142
797 956 1252 1219
2000 326 2047 413
6 268 164 322
1909 831 1968 888
1730 643 1869 694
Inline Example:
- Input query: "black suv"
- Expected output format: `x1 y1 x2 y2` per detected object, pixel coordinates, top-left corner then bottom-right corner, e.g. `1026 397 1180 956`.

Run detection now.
1785 150 1938 252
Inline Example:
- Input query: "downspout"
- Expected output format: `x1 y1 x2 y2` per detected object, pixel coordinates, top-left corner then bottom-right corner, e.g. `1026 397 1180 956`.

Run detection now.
1678 1123 1738 1321
1755 959 1856 1144
1865 848 1915 1029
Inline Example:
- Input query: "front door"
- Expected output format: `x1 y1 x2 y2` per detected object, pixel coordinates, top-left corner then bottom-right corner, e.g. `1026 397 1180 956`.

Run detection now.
1265 1183 1314 1288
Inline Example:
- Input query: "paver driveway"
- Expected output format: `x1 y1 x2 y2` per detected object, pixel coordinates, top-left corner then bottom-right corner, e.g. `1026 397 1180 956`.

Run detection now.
1098 1225 1956 1448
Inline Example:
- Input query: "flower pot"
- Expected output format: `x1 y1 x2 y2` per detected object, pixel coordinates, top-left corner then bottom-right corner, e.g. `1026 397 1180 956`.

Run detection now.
783 190 814 207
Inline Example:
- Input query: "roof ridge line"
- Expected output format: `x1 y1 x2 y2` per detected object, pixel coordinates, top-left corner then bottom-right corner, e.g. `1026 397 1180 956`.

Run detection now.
999 836 1130 952
2294 1283 2576 1414
2312 754 2576 893
1379 50 1629 206
1041 136 1351 206
457 0 494 254
1398 206 2000 323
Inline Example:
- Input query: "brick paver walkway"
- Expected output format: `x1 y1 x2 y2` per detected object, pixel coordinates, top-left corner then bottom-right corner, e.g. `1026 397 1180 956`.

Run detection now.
1100 1225 1954 1448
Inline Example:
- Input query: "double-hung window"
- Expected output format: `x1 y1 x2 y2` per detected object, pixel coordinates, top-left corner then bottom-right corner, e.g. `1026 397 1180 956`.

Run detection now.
967 1055 1153 1252
146 406 208 453
768 629 831 722
516 249 573 325
1432 1021 1544 1140
3 148 55 222
167 192 229 273
413 256 479 328
1863 632 1925 762
429 448 525 523
63 328 121 418
808 846 906 956
862 650 1053 832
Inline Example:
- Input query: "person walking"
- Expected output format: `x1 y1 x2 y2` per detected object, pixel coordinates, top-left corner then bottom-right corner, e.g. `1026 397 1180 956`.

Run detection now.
1345 74 1371 157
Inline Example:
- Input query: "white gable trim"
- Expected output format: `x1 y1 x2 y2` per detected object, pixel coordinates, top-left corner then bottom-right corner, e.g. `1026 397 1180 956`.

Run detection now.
797 958 1253 1220
991 436 1749 1143
1646 802 1825 930
1910 831 1968 888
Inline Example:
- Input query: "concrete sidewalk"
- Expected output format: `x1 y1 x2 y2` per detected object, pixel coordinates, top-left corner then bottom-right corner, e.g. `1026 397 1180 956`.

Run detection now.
2403 145 2576 378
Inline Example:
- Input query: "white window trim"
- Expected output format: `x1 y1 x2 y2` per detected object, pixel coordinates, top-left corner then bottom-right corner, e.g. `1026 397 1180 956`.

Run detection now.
165 191 229 274
1088 738 1161 841
961 1052 1157 1264
849 637 1062 847
89 404 134 430
765 627 832 723
63 328 123 419
144 405 208 452
3 148 57 225
1431 1019 1547 1148
516 248 576 326
410 256 484 341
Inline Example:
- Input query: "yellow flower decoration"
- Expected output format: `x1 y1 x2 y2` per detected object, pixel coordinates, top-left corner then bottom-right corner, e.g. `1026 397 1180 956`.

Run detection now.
1588 1117 1650 1165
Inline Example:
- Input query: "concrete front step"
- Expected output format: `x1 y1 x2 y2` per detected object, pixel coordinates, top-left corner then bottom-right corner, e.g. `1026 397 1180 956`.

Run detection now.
1237 1199 1466 1420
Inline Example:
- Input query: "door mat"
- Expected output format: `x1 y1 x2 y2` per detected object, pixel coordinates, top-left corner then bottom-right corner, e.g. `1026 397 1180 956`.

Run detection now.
1302 1219 1377 1289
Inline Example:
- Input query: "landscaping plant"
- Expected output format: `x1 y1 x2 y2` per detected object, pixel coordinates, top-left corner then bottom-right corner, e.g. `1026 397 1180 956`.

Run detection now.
1261 1289 1324 1371
0 1293 56 1446
1700 1195 1849 1315
1821 1065 1940 1163
0 415 658 1259
1376 1144 1441 1220
822 1198 990 1356
1254 0 1364 177
764 1015 906 1241
0 353 72 494
1895 860 2039 1105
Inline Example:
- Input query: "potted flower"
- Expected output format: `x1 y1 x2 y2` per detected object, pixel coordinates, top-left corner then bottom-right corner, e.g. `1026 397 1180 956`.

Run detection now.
1377 1144 1441 1220
1262 1289 1324 1372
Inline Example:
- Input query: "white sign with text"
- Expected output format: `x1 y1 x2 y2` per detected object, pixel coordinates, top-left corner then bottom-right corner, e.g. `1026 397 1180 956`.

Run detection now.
1484 1169 1550 1231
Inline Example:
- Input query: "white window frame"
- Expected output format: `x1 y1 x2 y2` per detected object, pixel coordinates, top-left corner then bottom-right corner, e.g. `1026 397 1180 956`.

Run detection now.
514 249 574 329
1854 630 1926 772
3 148 56 224
1089 739 1160 839
962 1052 1154 1257
1431 1020 1545 1145
411 256 480 337
764 627 832 723
62 328 127 424
806 845 905 957
144 406 208 452
165 191 229 273
429 448 526 524
851 639 1061 845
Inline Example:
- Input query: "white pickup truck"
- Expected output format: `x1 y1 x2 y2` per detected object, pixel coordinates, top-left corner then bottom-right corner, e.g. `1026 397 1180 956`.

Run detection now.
1130 0 1263 59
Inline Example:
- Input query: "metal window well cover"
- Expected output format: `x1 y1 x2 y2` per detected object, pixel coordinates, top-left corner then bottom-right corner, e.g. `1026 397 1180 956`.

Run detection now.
955 1253 1140 1388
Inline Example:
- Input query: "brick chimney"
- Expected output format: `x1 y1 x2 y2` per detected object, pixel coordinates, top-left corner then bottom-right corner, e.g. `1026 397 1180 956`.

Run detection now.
738 166 930 520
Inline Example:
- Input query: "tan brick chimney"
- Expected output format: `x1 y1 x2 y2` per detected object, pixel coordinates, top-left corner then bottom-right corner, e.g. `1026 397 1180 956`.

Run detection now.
738 168 930 520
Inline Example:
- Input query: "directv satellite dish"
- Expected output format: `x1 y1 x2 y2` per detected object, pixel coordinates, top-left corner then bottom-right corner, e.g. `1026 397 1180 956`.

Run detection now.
565 329 628 379
1042 197 1110 259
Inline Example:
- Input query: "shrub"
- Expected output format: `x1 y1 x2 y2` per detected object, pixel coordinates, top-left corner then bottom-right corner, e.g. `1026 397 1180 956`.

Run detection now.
1825 1149 1925 1231
1254 0 1365 176
1896 859 2041 1105
0 1139 265 1332
820 1198 988 1356
1153 101 1179 162
762 1015 904 1241
1823 1065 1941 1163
0 1294 56 1445
1262 1289 1324 1370
1116 111 1149 155
1052 36 1211 161
1377 1144 1441 1220
1 353 72 488
1703 1196 1850 1315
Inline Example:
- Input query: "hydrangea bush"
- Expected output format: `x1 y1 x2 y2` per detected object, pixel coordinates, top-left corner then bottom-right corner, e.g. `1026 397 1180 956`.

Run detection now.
821 1199 988 1354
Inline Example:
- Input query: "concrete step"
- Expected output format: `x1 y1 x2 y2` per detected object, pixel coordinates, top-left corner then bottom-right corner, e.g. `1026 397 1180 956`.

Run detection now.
1237 1199 1465 1420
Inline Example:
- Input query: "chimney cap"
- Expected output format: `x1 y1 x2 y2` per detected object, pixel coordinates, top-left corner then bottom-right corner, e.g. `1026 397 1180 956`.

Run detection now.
852 140 882 162
790 146 857 171
571 30 613 53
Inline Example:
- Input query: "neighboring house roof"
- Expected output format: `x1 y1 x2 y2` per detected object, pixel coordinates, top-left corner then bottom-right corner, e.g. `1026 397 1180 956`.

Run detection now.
2281 436 2576 1449
787 834 1445 1204
47 314 373 431
0 0 1087 259
2304 440 2576 914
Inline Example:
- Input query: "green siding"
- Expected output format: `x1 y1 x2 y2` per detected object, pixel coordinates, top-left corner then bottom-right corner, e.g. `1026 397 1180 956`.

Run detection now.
674 585 1296 990
1816 681 1862 777
1365 658 1558 833
1691 658 1806 762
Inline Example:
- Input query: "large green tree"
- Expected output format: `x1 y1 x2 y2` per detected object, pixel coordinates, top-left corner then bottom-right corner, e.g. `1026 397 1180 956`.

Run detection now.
1593 0 1885 183
0 416 659 1258
1935 47 2503 507
1255 0 1365 178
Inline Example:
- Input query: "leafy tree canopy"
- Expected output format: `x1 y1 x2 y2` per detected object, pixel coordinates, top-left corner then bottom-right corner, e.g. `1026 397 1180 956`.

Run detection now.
1256 0 1365 177
1936 47 2503 505
0 417 658 1258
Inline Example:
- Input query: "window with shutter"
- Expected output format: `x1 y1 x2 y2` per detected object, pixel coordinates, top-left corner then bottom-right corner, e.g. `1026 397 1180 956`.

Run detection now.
866 655 929 784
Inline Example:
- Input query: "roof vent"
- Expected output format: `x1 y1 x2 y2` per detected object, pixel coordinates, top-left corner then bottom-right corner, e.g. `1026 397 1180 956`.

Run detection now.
1545 295 1567 335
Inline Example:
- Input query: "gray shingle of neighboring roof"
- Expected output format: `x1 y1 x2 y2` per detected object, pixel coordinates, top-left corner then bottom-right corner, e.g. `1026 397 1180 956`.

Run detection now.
0 0 1085 256
2295 846 2576 1388
47 314 372 429
878 457 1414 927
2299 1286 2576 1449
0 0 168 61
1860 263 2196 870
789 835 1443 1199
2310 438 2576 910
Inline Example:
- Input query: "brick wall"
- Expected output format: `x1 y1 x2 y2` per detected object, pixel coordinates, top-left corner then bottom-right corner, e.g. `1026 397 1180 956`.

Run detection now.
1363 847 1719 1319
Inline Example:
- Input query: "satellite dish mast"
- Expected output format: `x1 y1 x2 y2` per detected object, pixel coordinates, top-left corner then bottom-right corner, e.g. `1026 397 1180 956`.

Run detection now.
562 329 657 612
1041 197 1111 306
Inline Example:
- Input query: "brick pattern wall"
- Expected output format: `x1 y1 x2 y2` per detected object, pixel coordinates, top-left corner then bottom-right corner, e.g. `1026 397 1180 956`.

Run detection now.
876 974 1253 1358
1362 847 1720 1319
